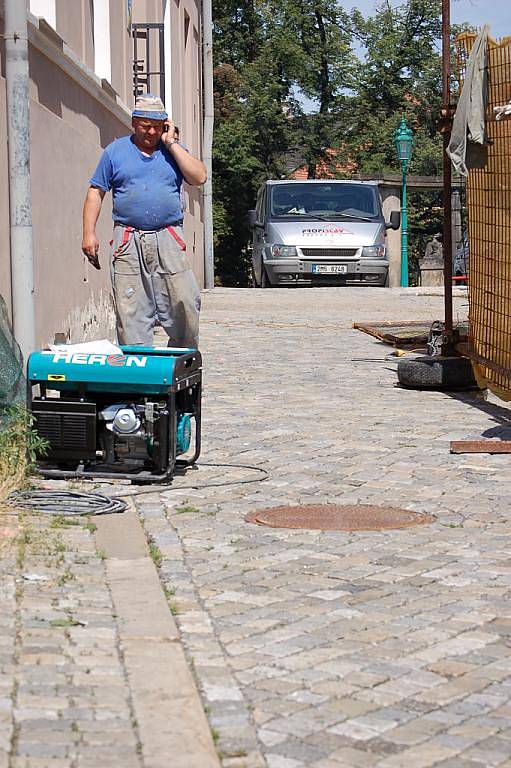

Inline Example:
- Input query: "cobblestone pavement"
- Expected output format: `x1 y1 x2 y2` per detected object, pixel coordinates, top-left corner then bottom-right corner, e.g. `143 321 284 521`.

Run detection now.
0 511 142 768
139 287 511 768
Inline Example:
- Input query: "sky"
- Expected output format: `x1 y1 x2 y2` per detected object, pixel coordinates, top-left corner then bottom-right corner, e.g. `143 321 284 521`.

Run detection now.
342 0 511 35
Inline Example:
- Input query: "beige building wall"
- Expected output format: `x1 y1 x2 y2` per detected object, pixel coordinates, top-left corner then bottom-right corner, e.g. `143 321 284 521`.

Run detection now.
109 0 132 106
167 0 204 285
0 0 205 349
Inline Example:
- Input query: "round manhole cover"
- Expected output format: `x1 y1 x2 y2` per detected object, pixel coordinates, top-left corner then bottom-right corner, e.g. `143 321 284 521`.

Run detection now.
245 504 434 531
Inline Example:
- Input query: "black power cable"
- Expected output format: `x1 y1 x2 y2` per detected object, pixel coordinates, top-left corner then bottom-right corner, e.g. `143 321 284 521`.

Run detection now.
6 462 269 514
7 490 127 516
111 461 269 498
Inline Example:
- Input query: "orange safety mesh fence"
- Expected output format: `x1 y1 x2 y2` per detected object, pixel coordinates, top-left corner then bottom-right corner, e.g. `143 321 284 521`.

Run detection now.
456 33 511 400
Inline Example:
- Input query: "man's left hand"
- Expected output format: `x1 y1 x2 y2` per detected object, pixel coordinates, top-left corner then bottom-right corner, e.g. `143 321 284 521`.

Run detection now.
161 119 177 147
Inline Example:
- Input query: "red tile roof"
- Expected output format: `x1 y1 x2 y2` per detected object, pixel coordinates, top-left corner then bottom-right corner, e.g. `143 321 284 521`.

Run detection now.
290 147 358 179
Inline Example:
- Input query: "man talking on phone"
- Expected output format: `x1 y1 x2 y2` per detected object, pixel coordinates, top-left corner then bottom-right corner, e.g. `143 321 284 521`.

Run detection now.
81 94 207 348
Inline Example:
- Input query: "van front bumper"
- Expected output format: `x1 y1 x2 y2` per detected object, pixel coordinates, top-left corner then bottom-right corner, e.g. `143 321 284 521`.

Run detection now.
264 259 389 286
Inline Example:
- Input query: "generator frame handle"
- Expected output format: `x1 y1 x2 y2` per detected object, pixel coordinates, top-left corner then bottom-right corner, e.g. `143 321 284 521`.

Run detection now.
176 380 202 468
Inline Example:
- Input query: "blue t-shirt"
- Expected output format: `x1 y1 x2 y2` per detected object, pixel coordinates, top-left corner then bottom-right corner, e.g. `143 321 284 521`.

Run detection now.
90 135 185 230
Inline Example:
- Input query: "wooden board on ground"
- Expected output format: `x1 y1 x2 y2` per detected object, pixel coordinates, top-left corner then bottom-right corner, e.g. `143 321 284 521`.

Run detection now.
354 321 469 348
450 440 511 454
353 321 433 346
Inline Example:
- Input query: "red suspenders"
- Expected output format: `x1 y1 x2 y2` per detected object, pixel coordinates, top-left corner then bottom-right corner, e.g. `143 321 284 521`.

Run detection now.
112 225 185 254
166 226 186 251
121 226 134 245
112 226 134 256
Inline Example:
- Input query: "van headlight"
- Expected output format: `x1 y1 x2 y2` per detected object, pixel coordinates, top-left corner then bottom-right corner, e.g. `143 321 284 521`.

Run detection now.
271 244 297 258
361 245 386 259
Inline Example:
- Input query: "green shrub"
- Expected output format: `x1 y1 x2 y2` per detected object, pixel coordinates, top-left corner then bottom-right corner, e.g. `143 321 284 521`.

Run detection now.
0 405 48 502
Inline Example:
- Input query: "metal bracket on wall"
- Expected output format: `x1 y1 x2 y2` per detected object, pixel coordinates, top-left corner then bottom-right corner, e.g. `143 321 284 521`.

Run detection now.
132 23 165 101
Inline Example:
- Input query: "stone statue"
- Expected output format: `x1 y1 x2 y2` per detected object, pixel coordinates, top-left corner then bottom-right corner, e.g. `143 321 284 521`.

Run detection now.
423 233 443 263
420 233 444 287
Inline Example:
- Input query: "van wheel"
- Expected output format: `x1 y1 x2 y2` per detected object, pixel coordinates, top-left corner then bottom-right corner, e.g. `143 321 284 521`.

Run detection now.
261 266 271 288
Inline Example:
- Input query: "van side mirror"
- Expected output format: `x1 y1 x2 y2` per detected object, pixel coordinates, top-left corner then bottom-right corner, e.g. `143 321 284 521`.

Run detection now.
248 209 257 228
386 211 401 230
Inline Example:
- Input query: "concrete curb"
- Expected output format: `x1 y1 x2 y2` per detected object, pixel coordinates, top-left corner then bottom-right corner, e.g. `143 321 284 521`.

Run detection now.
95 503 221 768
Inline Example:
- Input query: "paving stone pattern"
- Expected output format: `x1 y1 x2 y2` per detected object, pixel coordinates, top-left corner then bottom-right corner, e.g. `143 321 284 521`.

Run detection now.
141 288 511 768
1 513 142 768
0 513 19 768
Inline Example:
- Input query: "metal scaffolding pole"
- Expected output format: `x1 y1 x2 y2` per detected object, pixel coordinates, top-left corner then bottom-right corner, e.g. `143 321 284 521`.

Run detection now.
441 0 455 351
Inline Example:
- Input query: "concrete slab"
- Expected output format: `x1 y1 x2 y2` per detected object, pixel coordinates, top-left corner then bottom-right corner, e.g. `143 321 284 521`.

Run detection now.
106 558 179 641
95 503 147 559
124 638 221 768
95 503 220 768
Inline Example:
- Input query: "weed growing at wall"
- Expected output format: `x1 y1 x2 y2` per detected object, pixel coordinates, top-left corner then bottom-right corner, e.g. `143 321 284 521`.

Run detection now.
0 405 48 502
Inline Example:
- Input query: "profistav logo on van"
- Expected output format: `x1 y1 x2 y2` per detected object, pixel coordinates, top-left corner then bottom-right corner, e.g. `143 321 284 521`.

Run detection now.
44 352 147 368
302 226 354 236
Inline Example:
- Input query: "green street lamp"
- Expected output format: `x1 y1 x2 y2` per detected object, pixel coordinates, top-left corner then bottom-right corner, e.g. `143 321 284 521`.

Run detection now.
394 117 414 287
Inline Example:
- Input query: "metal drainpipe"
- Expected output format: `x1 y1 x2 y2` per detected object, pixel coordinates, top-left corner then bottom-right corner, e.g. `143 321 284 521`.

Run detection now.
202 0 214 288
4 0 36 363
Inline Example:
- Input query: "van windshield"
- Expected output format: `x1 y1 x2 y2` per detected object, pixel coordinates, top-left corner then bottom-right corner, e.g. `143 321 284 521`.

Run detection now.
270 183 380 220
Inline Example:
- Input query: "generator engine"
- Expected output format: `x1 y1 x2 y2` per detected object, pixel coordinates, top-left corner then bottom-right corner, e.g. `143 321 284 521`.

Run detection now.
98 400 191 464
27 346 201 482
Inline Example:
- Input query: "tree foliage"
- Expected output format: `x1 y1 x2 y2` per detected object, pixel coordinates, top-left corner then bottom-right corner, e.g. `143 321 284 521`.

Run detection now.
344 1 444 279
212 1 295 284
344 1 442 169
212 0 460 285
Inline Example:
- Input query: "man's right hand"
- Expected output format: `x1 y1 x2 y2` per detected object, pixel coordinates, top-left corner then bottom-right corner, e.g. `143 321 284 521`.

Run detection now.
82 234 101 270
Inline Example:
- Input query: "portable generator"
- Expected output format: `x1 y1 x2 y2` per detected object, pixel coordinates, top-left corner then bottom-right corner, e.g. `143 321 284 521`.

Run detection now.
27 346 201 482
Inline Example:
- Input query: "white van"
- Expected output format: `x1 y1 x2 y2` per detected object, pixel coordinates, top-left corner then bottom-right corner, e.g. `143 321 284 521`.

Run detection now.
249 179 400 287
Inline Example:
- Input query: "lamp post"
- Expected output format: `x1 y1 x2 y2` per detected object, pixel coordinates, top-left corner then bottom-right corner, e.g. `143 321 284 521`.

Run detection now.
394 117 414 287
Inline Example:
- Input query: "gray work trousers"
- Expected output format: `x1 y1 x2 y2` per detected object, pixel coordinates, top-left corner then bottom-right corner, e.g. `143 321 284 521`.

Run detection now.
110 224 201 348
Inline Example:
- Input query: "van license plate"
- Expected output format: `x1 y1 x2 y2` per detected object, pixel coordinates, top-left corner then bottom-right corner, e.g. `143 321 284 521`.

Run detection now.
312 264 348 274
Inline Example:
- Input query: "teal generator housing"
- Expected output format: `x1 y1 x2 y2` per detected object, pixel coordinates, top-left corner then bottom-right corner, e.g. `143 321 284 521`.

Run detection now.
27 346 202 482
